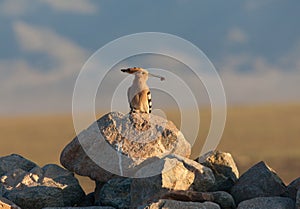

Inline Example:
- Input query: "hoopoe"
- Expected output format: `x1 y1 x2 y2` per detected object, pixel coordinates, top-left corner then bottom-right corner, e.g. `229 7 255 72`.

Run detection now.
121 67 165 114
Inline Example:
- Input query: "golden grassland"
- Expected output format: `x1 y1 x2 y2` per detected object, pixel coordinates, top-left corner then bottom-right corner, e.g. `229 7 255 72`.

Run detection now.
0 103 299 193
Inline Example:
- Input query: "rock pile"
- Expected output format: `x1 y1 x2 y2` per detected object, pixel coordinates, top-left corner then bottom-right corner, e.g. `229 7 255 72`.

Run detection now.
0 154 85 209
0 112 299 209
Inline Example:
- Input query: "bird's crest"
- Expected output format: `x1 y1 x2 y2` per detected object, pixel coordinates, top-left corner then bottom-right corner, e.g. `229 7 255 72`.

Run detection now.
121 67 143 74
121 67 165 81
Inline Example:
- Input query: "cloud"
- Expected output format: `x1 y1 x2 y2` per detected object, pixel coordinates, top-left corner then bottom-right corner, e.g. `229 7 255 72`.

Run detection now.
2 20 300 115
0 22 90 115
227 27 248 44
0 0 97 17
40 0 97 14
13 21 89 80
0 0 32 16
244 0 273 11
219 54 300 104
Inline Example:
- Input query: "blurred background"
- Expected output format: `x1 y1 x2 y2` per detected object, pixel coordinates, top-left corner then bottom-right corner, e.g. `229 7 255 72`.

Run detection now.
0 0 299 193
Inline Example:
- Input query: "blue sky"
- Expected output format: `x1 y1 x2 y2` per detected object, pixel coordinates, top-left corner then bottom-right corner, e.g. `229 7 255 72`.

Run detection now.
0 0 300 115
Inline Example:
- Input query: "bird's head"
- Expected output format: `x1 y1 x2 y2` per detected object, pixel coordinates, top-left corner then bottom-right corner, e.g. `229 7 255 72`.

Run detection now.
121 67 165 81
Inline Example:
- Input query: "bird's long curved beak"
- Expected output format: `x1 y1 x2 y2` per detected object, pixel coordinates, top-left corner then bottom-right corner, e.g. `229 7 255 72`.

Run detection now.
149 73 165 81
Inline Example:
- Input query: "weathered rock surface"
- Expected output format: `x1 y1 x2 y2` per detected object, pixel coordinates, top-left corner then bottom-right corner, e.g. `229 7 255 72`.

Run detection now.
43 207 115 209
60 135 117 183
77 192 95 207
0 197 21 209
1 163 85 209
230 161 287 204
95 178 132 209
131 154 215 207
286 177 300 201
0 154 37 177
197 150 239 191
139 199 221 209
161 190 236 209
237 197 295 209
60 112 191 181
296 189 300 209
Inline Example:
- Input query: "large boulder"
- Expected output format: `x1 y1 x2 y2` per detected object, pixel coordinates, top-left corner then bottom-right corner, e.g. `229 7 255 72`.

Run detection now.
131 154 215 207
60 135 117 183
139 199 221 209
60 112 191 181
197 150 239 191
1 163 85 209
161 190 236 209
237 197 295 209
230 161 287 204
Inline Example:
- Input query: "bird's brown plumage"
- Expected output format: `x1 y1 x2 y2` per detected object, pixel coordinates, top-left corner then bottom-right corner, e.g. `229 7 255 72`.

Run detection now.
121 67 164 114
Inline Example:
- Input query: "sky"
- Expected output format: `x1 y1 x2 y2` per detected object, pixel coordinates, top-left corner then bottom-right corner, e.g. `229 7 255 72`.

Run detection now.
0 0 300 115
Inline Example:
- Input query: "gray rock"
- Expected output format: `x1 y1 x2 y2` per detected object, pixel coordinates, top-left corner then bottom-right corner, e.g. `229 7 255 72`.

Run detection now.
296 189 300 209
131 154 215 207
0 183 5 196
197 150 239 191
237 197 295 209
60 136 117 182
43 164 85 207
1 164 85 209
0 196 21 209
60 112 191 181
161 190 236 209
77 192 95 207
94 181 106 204
0 154 37 176
95 178 132 209
230 161 287 204
140 199 221 209
6 186 64 208
287 177 300 201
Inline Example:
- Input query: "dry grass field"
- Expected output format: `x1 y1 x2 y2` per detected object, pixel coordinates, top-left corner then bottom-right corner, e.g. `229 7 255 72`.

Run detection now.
0 103 299 193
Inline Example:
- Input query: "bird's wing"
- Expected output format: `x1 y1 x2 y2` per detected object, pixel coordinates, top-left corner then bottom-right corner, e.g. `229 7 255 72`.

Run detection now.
130 93 140 113
139 89 151 113
128 89 151 113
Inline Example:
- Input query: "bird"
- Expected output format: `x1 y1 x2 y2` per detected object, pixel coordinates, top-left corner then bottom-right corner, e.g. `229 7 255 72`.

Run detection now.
121 67 165 114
